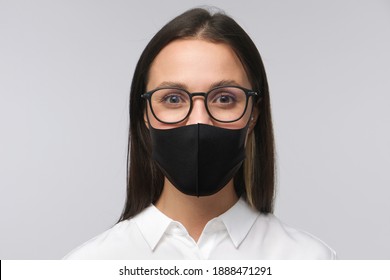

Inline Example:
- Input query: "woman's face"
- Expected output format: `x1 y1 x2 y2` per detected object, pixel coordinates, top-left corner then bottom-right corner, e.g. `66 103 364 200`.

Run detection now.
146 39 254 129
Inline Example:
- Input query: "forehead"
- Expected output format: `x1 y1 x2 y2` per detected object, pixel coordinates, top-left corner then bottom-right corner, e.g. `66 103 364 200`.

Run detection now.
147 39 251 91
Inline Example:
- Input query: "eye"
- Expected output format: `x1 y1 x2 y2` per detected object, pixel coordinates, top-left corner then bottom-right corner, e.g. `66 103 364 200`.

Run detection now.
214 94 236 104
154 89 189 106
209 89 237 104
163 94 183 104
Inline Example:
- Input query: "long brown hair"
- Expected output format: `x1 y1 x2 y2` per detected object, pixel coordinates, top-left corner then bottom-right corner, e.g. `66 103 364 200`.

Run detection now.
119 8 275 222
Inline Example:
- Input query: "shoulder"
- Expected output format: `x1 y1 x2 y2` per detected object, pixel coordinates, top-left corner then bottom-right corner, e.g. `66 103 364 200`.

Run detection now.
63 204 172 260
250 214 336 259
63 219 146 260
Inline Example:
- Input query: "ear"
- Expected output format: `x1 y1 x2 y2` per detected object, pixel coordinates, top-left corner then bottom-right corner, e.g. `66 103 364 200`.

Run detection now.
248 107 259 134
144 110 149 129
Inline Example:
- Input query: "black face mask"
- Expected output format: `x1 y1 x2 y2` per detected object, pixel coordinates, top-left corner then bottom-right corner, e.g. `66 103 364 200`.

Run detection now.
149 123 248 196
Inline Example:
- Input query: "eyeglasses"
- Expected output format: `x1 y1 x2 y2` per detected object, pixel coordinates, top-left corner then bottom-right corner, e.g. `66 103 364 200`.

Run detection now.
141 86 258 124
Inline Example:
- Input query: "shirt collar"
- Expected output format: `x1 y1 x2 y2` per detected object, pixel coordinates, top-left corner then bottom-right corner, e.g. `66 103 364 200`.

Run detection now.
218 197 259 248
133 204 173 251
133 197 259 251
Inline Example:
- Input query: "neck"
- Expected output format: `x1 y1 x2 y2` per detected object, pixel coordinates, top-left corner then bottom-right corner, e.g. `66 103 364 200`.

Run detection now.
155 178 238 242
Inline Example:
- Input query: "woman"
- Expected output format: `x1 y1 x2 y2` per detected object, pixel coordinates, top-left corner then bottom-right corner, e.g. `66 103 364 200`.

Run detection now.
65 8 336 259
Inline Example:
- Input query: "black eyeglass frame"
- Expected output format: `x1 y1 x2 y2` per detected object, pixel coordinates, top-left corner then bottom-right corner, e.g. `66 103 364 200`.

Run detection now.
141 85 259 124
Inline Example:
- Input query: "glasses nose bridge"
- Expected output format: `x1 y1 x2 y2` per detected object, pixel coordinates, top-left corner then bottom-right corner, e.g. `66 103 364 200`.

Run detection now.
186 91 213 124
188 91 208 109
189 91 207 99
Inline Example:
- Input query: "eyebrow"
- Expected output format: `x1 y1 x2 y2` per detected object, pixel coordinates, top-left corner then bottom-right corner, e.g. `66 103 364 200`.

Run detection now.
156 80 241 91
209 80 241 89
157 81 187 89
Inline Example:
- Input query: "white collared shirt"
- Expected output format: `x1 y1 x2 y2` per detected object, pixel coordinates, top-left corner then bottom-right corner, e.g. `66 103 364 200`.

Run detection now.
64 198 336 259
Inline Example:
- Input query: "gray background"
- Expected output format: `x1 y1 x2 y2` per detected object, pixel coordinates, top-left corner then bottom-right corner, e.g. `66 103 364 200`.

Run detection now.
1 0 389 259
